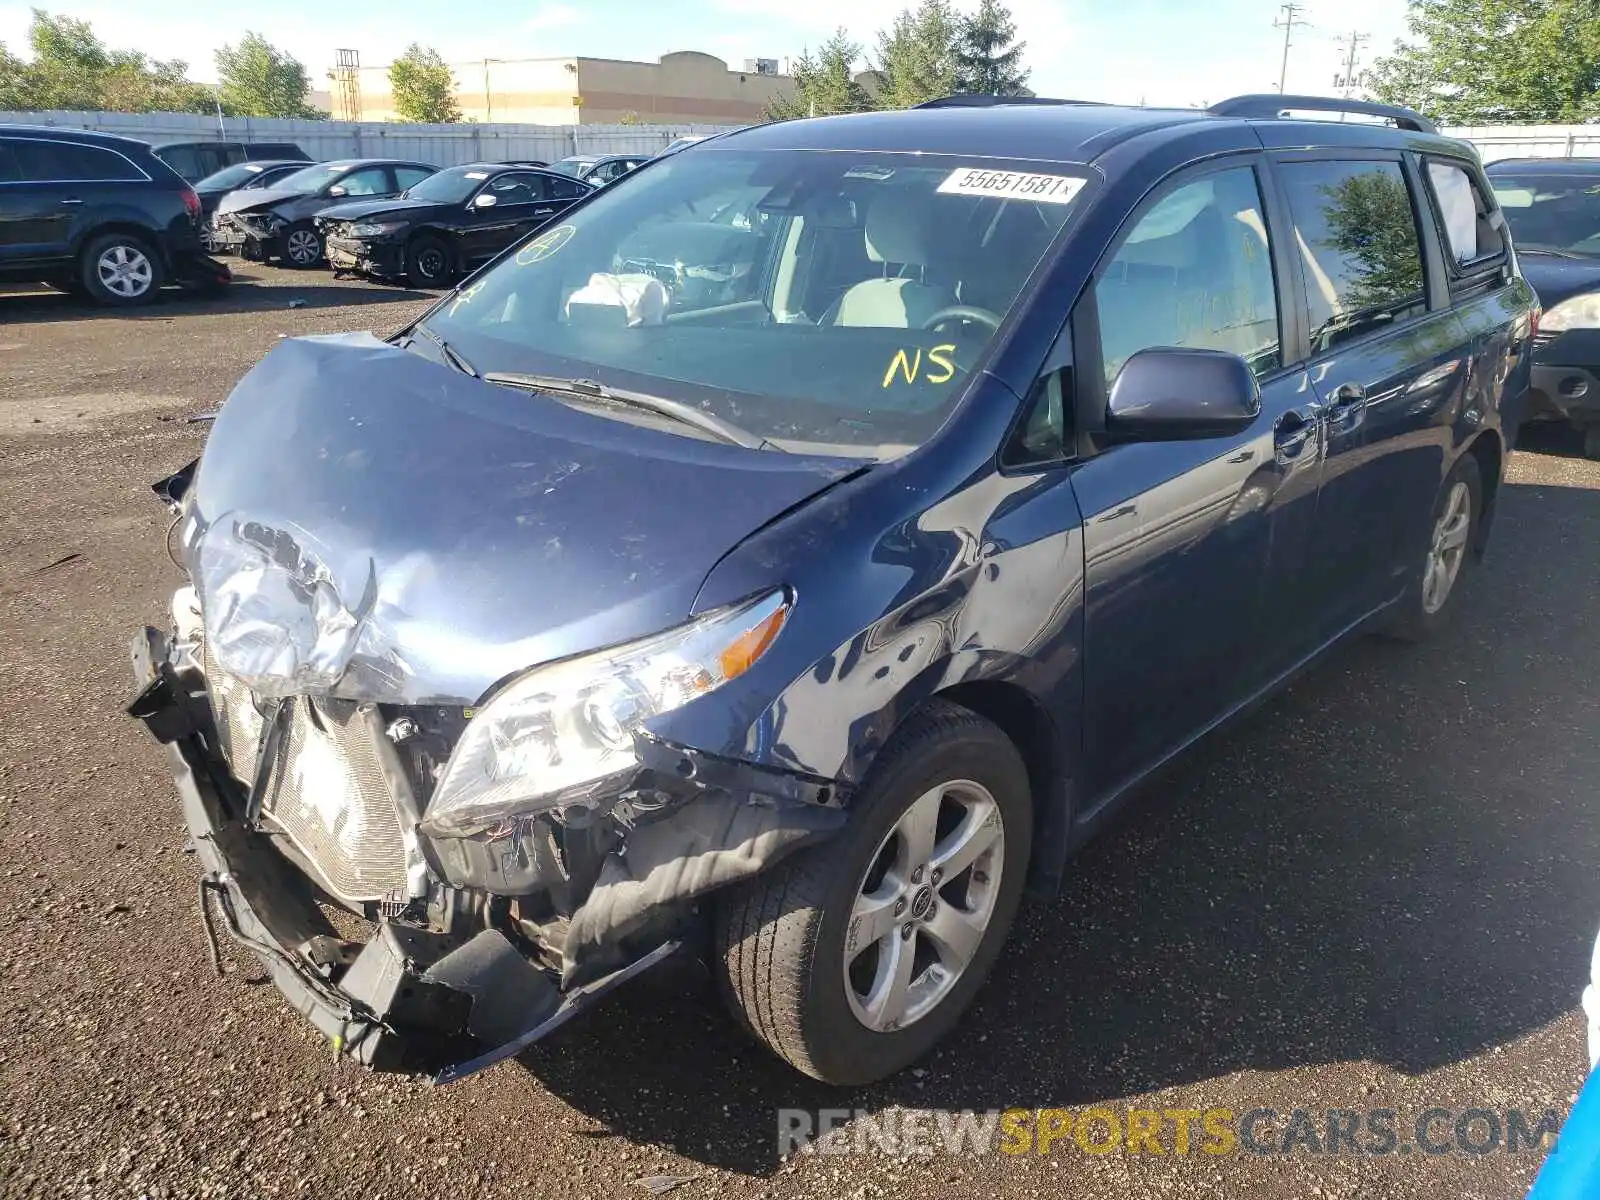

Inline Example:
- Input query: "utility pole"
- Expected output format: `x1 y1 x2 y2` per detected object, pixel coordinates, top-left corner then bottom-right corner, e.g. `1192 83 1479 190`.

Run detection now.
1274 3 1311 94
1334 29 1370 99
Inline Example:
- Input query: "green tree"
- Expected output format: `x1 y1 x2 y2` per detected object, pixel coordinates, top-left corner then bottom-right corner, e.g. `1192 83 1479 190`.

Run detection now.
216 32 322 118
955 0 1029 95
0 10 216 114
26 9 107 109
1368 0 1600 124
876 0 960 108
0 42 33 109
766 29 874 119
1320 172 1426 312
388 43 460 123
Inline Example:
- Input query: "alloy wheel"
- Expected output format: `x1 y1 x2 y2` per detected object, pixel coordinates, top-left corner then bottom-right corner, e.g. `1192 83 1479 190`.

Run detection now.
1421 480 1471 614
95 244 154 299
843 779 1004 1033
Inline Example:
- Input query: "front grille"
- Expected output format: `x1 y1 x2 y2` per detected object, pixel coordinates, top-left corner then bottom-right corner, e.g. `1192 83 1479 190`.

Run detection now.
199 643 409 905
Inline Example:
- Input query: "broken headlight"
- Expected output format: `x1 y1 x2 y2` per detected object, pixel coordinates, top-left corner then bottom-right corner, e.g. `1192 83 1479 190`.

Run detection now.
421 589 790 837
348 221 408 238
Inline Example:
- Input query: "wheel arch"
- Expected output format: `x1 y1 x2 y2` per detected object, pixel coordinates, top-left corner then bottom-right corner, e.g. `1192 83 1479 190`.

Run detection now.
934 679 1073 899
1464 428 1504 554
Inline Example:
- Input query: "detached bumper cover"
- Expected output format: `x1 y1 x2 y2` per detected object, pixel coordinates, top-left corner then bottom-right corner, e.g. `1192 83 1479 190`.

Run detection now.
125 627 679 1081
325 236 404 277
126 625 845 1076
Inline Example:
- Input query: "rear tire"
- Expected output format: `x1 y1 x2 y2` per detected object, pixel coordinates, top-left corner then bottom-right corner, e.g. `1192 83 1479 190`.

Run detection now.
281 222 323 269
713 700 1032 1085
405 235 455 289
79 232 163 306
1380 452 1482 643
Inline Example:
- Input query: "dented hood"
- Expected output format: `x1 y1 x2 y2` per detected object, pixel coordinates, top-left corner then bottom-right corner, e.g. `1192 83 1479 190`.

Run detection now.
185 334 852 705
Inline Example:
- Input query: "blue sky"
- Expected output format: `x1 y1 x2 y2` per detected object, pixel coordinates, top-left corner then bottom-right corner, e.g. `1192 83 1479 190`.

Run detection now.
0 0 1413 110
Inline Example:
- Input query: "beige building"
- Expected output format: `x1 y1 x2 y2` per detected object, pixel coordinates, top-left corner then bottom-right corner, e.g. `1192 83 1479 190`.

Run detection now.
344 51 792 126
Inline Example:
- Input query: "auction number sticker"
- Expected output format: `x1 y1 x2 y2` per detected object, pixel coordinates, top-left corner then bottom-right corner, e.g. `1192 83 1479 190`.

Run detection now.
938 168 1086 204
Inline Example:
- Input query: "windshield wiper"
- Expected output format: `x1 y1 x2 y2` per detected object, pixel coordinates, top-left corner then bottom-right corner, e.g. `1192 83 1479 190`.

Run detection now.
482 372 778 451
411 323 478 377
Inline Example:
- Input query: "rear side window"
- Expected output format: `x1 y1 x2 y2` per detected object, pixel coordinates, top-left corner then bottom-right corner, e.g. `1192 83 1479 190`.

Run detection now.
157 146 202 180
0 141 21 183
1093 164 1282 383
547 175 588 200
395 166 435 191
487 171 545 204
1427 160 1505 265
1279 160 1426 353
11 140 145 183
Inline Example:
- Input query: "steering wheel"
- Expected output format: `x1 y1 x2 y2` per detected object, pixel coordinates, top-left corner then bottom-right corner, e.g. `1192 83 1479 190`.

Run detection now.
921 305 1003 334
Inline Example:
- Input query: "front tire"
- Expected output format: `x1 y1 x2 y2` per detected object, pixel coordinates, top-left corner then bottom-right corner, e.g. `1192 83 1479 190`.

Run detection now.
714 700 1032 1085
405 235 455 289
80 232 163 306
1381 452 1482 642
281 222 323 268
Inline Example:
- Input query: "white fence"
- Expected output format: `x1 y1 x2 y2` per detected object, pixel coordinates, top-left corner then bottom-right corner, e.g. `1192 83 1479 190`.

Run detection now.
0 110 742 166
1445 125 1600 163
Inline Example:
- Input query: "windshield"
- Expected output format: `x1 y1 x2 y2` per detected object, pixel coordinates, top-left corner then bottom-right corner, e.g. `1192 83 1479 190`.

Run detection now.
417 148 1086 456
273 163 347 192
197 163 265 190
404 167 485 204
1491 174 1600 256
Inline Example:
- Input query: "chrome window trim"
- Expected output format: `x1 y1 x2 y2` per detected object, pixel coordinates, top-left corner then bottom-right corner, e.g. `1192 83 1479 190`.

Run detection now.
0 136 153 185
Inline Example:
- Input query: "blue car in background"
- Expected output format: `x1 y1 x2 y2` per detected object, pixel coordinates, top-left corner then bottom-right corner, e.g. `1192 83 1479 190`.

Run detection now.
127 93 1533 1087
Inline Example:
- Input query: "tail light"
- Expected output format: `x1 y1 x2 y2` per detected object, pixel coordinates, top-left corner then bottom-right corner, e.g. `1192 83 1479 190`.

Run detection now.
180 186 202 221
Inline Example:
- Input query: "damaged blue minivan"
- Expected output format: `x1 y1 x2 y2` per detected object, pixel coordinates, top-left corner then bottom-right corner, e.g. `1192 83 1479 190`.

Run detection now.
128 94 1533 1086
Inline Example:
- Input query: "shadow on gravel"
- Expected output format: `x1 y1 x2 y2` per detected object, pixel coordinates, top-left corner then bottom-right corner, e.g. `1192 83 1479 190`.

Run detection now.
518 477 1600 1178
1515 422 1590 459
0 276 433 325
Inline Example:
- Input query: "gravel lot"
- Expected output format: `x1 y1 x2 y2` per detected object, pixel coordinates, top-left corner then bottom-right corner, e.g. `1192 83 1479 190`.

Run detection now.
0 265 1595 1199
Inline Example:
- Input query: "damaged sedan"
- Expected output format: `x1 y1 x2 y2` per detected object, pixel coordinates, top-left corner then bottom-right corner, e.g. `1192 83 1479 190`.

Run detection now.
315 163 593 289
212 158 439 268
128 98 1527 1086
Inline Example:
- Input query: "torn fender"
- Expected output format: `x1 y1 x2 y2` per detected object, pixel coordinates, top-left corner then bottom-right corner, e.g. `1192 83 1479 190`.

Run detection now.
562 791 847 988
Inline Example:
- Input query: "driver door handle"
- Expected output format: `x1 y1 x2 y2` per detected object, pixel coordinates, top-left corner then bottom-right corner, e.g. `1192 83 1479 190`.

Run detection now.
1324 382 1368 434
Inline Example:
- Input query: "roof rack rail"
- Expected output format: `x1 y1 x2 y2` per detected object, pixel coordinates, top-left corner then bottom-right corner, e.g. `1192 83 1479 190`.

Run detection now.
914 94 1104 109
1207 94 1436 134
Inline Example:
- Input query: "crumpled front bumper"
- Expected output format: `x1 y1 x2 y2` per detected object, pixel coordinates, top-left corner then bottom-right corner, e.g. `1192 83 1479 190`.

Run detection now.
126 623 846 1079
324 235 404 278
125 627 679 1081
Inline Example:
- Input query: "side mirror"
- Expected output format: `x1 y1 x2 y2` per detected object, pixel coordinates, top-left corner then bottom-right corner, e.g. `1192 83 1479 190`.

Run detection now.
326 184 347 198
473 193 498 208
1106 347 1261 441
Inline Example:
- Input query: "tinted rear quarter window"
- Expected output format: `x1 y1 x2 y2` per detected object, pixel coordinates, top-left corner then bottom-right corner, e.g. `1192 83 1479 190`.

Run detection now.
547 175 588 200
1279 160 1427 352
12 140 146 183
0 141 21 183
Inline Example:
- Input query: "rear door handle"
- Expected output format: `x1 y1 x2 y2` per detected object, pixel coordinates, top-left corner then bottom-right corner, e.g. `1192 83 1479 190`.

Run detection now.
59 197 83 206
1324 382 1368 434
533 207 555 216
1274 410 1319 465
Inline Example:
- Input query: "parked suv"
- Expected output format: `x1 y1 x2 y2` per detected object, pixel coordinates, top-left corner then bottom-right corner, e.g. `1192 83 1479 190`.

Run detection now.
128 94 1532 1086
0 124 229 304
150 139 310 183
212 158 438 267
